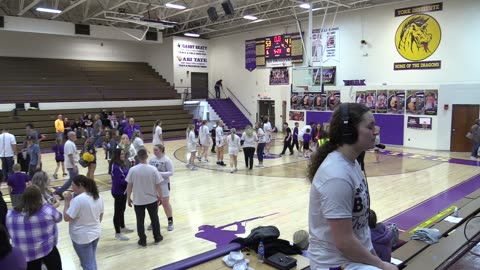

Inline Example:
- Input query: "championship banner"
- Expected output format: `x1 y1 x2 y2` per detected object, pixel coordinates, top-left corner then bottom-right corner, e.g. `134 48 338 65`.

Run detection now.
387 90 405 114
393 3 442 71
312 28 340 64
245 39 257 71
269 67 289 85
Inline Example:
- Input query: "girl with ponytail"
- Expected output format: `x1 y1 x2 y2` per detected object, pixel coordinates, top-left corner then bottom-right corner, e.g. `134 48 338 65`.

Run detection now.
226 128 241 173
307 103 396 270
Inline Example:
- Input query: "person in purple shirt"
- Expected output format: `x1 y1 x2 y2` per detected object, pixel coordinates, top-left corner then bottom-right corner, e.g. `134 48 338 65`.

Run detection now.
124 118 141 139
193 116 202 137
6 185 63 269
0 224 27 270
7 164 31 208
109 148 134 241
52 137 66 180
369 209 398 262
303 128 312 158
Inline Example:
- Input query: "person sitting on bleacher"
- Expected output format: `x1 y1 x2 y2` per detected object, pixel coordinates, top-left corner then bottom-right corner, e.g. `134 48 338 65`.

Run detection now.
369 209 399 263
124 118 141 140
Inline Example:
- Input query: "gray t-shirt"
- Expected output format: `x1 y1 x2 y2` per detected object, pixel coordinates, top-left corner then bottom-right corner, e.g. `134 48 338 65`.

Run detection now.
126 163 163 205
308 151 373 268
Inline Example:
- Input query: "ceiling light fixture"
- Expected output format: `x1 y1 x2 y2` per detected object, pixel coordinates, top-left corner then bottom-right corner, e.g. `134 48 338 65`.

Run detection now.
243 15 258 20
165 3 186 10
184 33 200 37
36 7 62 14
299 3 311 9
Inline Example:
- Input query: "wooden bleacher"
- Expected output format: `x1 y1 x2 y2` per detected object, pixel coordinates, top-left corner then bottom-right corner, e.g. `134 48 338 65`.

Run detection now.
0 106 192 151
0 57 180 103
391 188 480 269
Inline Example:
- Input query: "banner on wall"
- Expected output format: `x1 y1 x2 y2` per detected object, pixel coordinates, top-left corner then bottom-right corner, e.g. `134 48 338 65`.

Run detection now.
175 42 208 69
424 89 438 115
326 90 341 111
269 67 289 85
376 90 388 113
407 116 432 130
312 28 340 63
387 90 405 114
406 90 425 115
393 3 442 70
289 111 305 121
245 39 257 71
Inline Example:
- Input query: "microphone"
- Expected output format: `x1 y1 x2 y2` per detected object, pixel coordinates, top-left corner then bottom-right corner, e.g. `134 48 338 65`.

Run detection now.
376 144 386 149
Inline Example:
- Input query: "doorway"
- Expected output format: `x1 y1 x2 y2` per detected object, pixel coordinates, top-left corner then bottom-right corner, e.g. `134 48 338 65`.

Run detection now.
258 100 275 128
191 72 208 99
450 104 479 152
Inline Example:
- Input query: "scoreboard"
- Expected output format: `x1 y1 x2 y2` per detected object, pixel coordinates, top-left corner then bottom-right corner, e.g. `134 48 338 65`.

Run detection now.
265 35 291 59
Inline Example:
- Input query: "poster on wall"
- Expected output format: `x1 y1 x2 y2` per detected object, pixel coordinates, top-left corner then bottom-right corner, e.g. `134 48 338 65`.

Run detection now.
312 93 327 111
312 28 340 63
313 66 336 86
269 67 289 85
326 91 341 111
375 90 388 113
387 90 405 114
407 116 432 130
174 41 208 69
365 90 376 111
406 90 425 115
355 90 366 106
289 111 305 121
424 89 438 115
301 93 314 110
290 93 302 110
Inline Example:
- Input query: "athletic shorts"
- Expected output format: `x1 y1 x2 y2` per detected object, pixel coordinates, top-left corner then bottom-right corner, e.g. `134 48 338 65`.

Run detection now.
187 143 197 152
228 148 239 156
216 139 224 147
161 182 170 198
303 142 310 150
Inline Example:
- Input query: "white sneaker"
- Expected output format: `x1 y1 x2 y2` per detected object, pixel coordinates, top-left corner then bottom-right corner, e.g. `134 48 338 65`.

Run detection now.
470 156 477 160
115 233 129 241
121 227 134 233
191 166 198 171
203 159 209 163
230 169 234 173
256 164 264 168
167 221 174 231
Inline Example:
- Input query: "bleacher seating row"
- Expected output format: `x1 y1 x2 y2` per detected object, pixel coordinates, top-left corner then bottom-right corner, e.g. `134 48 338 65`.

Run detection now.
0 106 192 151
393 188 480 269
0 57 180 103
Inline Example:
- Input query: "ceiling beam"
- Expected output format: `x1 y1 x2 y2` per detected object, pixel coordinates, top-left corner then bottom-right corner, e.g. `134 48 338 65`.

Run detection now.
52 0 88 19
18 0 42 16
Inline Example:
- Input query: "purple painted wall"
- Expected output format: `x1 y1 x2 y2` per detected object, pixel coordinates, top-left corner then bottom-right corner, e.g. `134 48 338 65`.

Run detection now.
306 111 404 146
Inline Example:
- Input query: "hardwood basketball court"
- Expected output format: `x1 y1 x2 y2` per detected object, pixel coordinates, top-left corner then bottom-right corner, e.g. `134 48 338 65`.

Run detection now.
2 138 479 269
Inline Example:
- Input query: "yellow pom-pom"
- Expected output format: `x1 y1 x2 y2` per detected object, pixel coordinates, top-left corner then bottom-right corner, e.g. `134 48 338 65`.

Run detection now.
83 152 94 163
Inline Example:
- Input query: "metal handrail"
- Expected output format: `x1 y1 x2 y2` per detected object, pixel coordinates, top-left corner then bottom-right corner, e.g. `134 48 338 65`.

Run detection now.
225 87 251 116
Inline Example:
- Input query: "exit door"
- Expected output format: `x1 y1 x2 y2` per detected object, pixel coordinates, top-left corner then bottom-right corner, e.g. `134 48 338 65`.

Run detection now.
191 72 208 99
450 104 479 152
258 100 275 128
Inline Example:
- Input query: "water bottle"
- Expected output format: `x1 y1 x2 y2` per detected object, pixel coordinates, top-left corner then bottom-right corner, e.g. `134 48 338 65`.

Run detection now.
258 241 265 263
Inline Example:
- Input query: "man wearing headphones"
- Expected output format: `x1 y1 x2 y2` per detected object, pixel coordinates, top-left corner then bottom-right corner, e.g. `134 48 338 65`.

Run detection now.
307 103 397 270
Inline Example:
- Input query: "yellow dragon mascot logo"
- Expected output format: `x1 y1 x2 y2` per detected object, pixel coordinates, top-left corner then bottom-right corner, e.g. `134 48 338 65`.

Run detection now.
395 14 441 61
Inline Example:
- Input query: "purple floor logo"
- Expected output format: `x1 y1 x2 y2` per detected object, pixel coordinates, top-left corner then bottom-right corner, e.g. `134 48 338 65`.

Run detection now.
195 213 278 247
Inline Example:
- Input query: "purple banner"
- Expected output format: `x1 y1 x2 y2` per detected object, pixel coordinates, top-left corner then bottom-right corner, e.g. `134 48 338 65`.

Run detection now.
245 39 256 71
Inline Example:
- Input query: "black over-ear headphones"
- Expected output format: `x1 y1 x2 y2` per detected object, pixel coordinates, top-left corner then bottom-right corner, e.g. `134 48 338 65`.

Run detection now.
340 103 358 144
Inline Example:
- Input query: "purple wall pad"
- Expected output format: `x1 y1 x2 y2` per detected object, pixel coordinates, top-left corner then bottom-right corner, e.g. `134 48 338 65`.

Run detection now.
384 174 480 230
306 111 404 145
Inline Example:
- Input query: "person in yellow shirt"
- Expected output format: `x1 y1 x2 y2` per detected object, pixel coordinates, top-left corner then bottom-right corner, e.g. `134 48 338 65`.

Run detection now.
55 114 64 140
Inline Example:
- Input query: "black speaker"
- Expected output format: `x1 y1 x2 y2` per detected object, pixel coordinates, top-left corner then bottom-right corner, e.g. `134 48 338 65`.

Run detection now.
146 31 158 41
0 16 4 28
221 0 234 15
75 24 90 35
207 7 219 21
340 103 357 144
